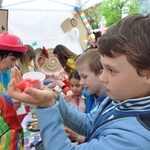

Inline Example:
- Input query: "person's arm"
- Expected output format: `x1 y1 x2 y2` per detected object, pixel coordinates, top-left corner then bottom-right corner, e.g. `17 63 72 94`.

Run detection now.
56 95 94 136
55 79 70 95
41 68 57 79
35 96 145 150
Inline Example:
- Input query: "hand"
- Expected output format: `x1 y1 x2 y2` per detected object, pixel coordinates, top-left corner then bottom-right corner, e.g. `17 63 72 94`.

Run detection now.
64 126 85 143
46 73 57 80
64 96 72 103
8 67 58 108
46 82 56 89
12 99 22 110
55 80 65 88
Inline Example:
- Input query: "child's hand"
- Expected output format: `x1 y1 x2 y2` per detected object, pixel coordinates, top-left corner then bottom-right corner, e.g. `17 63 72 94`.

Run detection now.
55 80 65 88
64 96 72 103
46 82 56 89
46 73 57 80
8 67 58 108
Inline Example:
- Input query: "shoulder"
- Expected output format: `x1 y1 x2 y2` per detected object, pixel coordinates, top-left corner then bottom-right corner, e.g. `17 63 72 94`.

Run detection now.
67 58 75 64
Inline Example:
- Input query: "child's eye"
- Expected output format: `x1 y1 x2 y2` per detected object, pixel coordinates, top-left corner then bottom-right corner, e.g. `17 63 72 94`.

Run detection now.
11 57 17 61
76 84 81 87
81 75 87 79
108 68 116 75
70 85 74 88
109 68 113 72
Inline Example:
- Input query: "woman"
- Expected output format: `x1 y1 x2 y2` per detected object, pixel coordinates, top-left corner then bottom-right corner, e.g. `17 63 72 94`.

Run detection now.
0 31 27 149
53 44 77 77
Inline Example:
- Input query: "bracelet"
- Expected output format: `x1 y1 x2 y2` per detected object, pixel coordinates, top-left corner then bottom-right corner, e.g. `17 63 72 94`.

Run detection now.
61 85 67 89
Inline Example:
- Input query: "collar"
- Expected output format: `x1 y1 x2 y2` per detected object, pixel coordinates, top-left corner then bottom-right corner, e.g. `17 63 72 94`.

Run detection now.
112 96 150 111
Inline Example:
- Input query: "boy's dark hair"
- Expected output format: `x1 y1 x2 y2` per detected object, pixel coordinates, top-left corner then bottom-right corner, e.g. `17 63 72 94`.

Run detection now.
0 50 23 60
98 13 150 76
69 70 80 80
75 49 103 75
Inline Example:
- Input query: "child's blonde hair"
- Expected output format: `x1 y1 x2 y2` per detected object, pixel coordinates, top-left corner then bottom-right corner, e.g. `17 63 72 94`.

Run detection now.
17 44 35 75
75 49 103 75
34 47 49 71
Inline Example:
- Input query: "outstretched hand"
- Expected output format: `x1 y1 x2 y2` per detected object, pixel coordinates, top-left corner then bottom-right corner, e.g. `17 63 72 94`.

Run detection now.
8 67 58 108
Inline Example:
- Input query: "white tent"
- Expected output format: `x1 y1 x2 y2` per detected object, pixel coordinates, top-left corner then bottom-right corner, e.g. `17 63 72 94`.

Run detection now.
1 0 103 54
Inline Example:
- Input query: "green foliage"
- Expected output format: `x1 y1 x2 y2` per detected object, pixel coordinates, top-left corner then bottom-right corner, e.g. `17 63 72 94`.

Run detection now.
89 0 140 28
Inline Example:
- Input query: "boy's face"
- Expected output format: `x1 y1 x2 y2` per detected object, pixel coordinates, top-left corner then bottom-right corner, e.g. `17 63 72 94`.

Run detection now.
0 55 18 72
100 55 149 101
77 64 104 97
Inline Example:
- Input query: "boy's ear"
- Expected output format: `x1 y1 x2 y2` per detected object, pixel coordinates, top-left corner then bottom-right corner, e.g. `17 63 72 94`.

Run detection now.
146 69 150 83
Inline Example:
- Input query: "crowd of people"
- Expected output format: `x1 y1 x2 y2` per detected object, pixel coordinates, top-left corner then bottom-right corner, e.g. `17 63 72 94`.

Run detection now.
0 13 150 150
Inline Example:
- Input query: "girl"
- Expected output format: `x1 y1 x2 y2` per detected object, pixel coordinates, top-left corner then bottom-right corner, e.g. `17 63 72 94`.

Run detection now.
17 44 35 75
34 46 49 74
53 44 77 77
55 70 86 112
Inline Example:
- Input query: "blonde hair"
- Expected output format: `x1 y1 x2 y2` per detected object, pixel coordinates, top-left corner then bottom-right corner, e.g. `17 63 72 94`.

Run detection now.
34 47 47 71
17 44 35 75
75 49 102 75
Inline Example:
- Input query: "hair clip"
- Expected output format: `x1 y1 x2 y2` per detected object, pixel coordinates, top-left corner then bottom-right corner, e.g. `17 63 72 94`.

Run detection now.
42 46 49 58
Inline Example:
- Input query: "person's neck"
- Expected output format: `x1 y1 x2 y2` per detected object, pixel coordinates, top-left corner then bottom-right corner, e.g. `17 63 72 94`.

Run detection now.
95 88 106 98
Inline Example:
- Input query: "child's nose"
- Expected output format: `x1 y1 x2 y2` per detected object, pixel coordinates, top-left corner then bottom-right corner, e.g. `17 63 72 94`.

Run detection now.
79 80 84 86
99 70 107 84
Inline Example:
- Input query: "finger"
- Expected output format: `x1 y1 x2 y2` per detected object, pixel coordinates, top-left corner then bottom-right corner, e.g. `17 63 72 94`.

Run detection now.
24 87 54 102
8 80 40 104
12 92 40 104
10 67 22 83
15 67 22 83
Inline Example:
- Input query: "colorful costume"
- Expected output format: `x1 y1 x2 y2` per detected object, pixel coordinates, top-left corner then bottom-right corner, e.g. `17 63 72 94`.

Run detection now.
0 92 23 149
0 70 10 93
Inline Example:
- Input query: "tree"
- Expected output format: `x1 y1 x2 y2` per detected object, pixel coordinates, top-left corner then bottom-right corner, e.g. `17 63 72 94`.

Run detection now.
101 0 140 27
86 0 140 28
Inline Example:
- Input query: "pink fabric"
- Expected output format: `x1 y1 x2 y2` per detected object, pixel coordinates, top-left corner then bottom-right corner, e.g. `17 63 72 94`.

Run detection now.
66 93 86 113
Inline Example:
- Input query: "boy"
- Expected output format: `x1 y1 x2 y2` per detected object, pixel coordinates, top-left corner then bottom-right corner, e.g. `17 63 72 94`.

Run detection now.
75 49 107 113
8 13 150 150
62 49 107 143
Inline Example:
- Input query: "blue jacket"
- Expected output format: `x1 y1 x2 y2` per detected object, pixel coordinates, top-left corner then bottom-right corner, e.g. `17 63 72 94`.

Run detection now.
35 95 150 150
82 89 107 113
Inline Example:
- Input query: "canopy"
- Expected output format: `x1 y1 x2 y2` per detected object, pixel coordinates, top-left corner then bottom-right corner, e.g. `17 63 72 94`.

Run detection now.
0 0 103 54
1 0 102 11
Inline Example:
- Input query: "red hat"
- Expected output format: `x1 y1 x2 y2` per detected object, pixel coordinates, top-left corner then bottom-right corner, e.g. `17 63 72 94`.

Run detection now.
0 31 27 53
